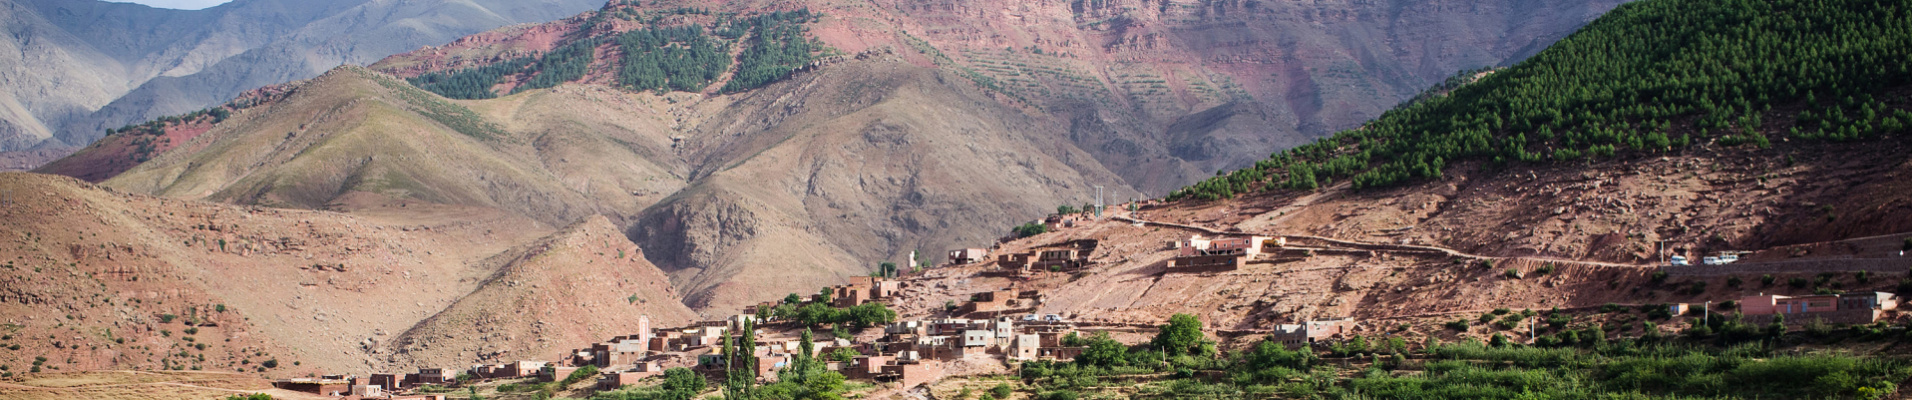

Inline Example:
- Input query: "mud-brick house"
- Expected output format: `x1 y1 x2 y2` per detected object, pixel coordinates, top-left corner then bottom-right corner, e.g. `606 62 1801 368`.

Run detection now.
369 374 401 391
416 368 452 385
998 252 1036 270
833 277 900 308
273 378 350 396
1037 346 1085 361
949 248 988 264
1268 318 1354 348
1010 334 1040 361
958 290 1023 315
500 360 547 378
1167 235 1273 273
880 362 941 388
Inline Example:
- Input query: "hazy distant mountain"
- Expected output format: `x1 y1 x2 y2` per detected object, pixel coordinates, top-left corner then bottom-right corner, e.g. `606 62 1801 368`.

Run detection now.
0 0 602 156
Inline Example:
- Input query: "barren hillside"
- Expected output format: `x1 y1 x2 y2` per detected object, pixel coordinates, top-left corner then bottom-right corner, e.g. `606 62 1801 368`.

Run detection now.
0 172 695 375
380 216 698 369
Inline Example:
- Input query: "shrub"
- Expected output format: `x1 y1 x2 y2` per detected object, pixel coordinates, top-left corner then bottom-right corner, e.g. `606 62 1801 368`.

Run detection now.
1903 237 1911 252
1646 305 1673 320
1689 281 1707 294
1534 263 1555 275
1446 320 1470 331
1504 268 1522 279
261 359 278 368
1492 308 1511 315
991 383 1013 398
1789 278 1811 288
561 365 599 386
1762 274 1776 286
1600 303 1626 313
1727 276 1742 288
223 394 273 400
1039 390 1079 400
1855 270 1870 284
1650 271 1669 284
159 314 176 323
1480 259 1496 269
1013 222 1048 238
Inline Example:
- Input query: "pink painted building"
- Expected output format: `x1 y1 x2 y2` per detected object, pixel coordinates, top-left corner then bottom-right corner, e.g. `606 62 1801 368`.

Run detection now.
1739 292 1898 326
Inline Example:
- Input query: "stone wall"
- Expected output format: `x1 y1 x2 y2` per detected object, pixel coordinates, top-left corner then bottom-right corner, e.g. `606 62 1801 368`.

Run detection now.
1662 257 1912 277
1740 309 1881 326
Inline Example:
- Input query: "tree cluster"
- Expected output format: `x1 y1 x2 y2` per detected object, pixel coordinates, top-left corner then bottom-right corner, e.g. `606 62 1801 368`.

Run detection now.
721 10 822 93
515 38 601 93
615 26 731 93
408 58 534 100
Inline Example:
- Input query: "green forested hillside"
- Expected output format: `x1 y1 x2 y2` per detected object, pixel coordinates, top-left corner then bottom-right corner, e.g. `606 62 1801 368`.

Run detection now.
406 6 822 99
1170 0 1912 201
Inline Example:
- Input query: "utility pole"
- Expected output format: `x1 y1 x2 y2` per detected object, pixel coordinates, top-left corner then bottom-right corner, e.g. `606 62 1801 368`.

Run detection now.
1659 240 1667 265
1703 301 1710 327
1094 185 1104 217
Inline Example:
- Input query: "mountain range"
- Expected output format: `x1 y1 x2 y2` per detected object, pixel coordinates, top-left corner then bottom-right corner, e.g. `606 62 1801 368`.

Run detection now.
0 0 603 164
1 0 1908 387
28 0 1630 313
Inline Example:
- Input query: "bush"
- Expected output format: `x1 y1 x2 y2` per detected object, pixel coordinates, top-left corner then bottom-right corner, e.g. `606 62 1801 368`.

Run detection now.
1013 222 1048 238
261 359 278 368
1856 270 1870 284
1600 303 1626 313
1762 274 1776 286
1534 263 1555 276
1480 259 1496 269
1651 271 1669 284
1504 268 1522 279
1727 276 1743 287
1446 320 1470 331
991 383 1013 398
1646 305 1673 320
1689 281 1708 294
1789 278 1811 288
1039 390 1079 400
224 394 273 400
561 365 599 386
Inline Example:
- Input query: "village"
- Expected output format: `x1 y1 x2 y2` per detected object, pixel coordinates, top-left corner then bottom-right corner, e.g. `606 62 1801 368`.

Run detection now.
260 207 1379 399
266 206 1909 399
